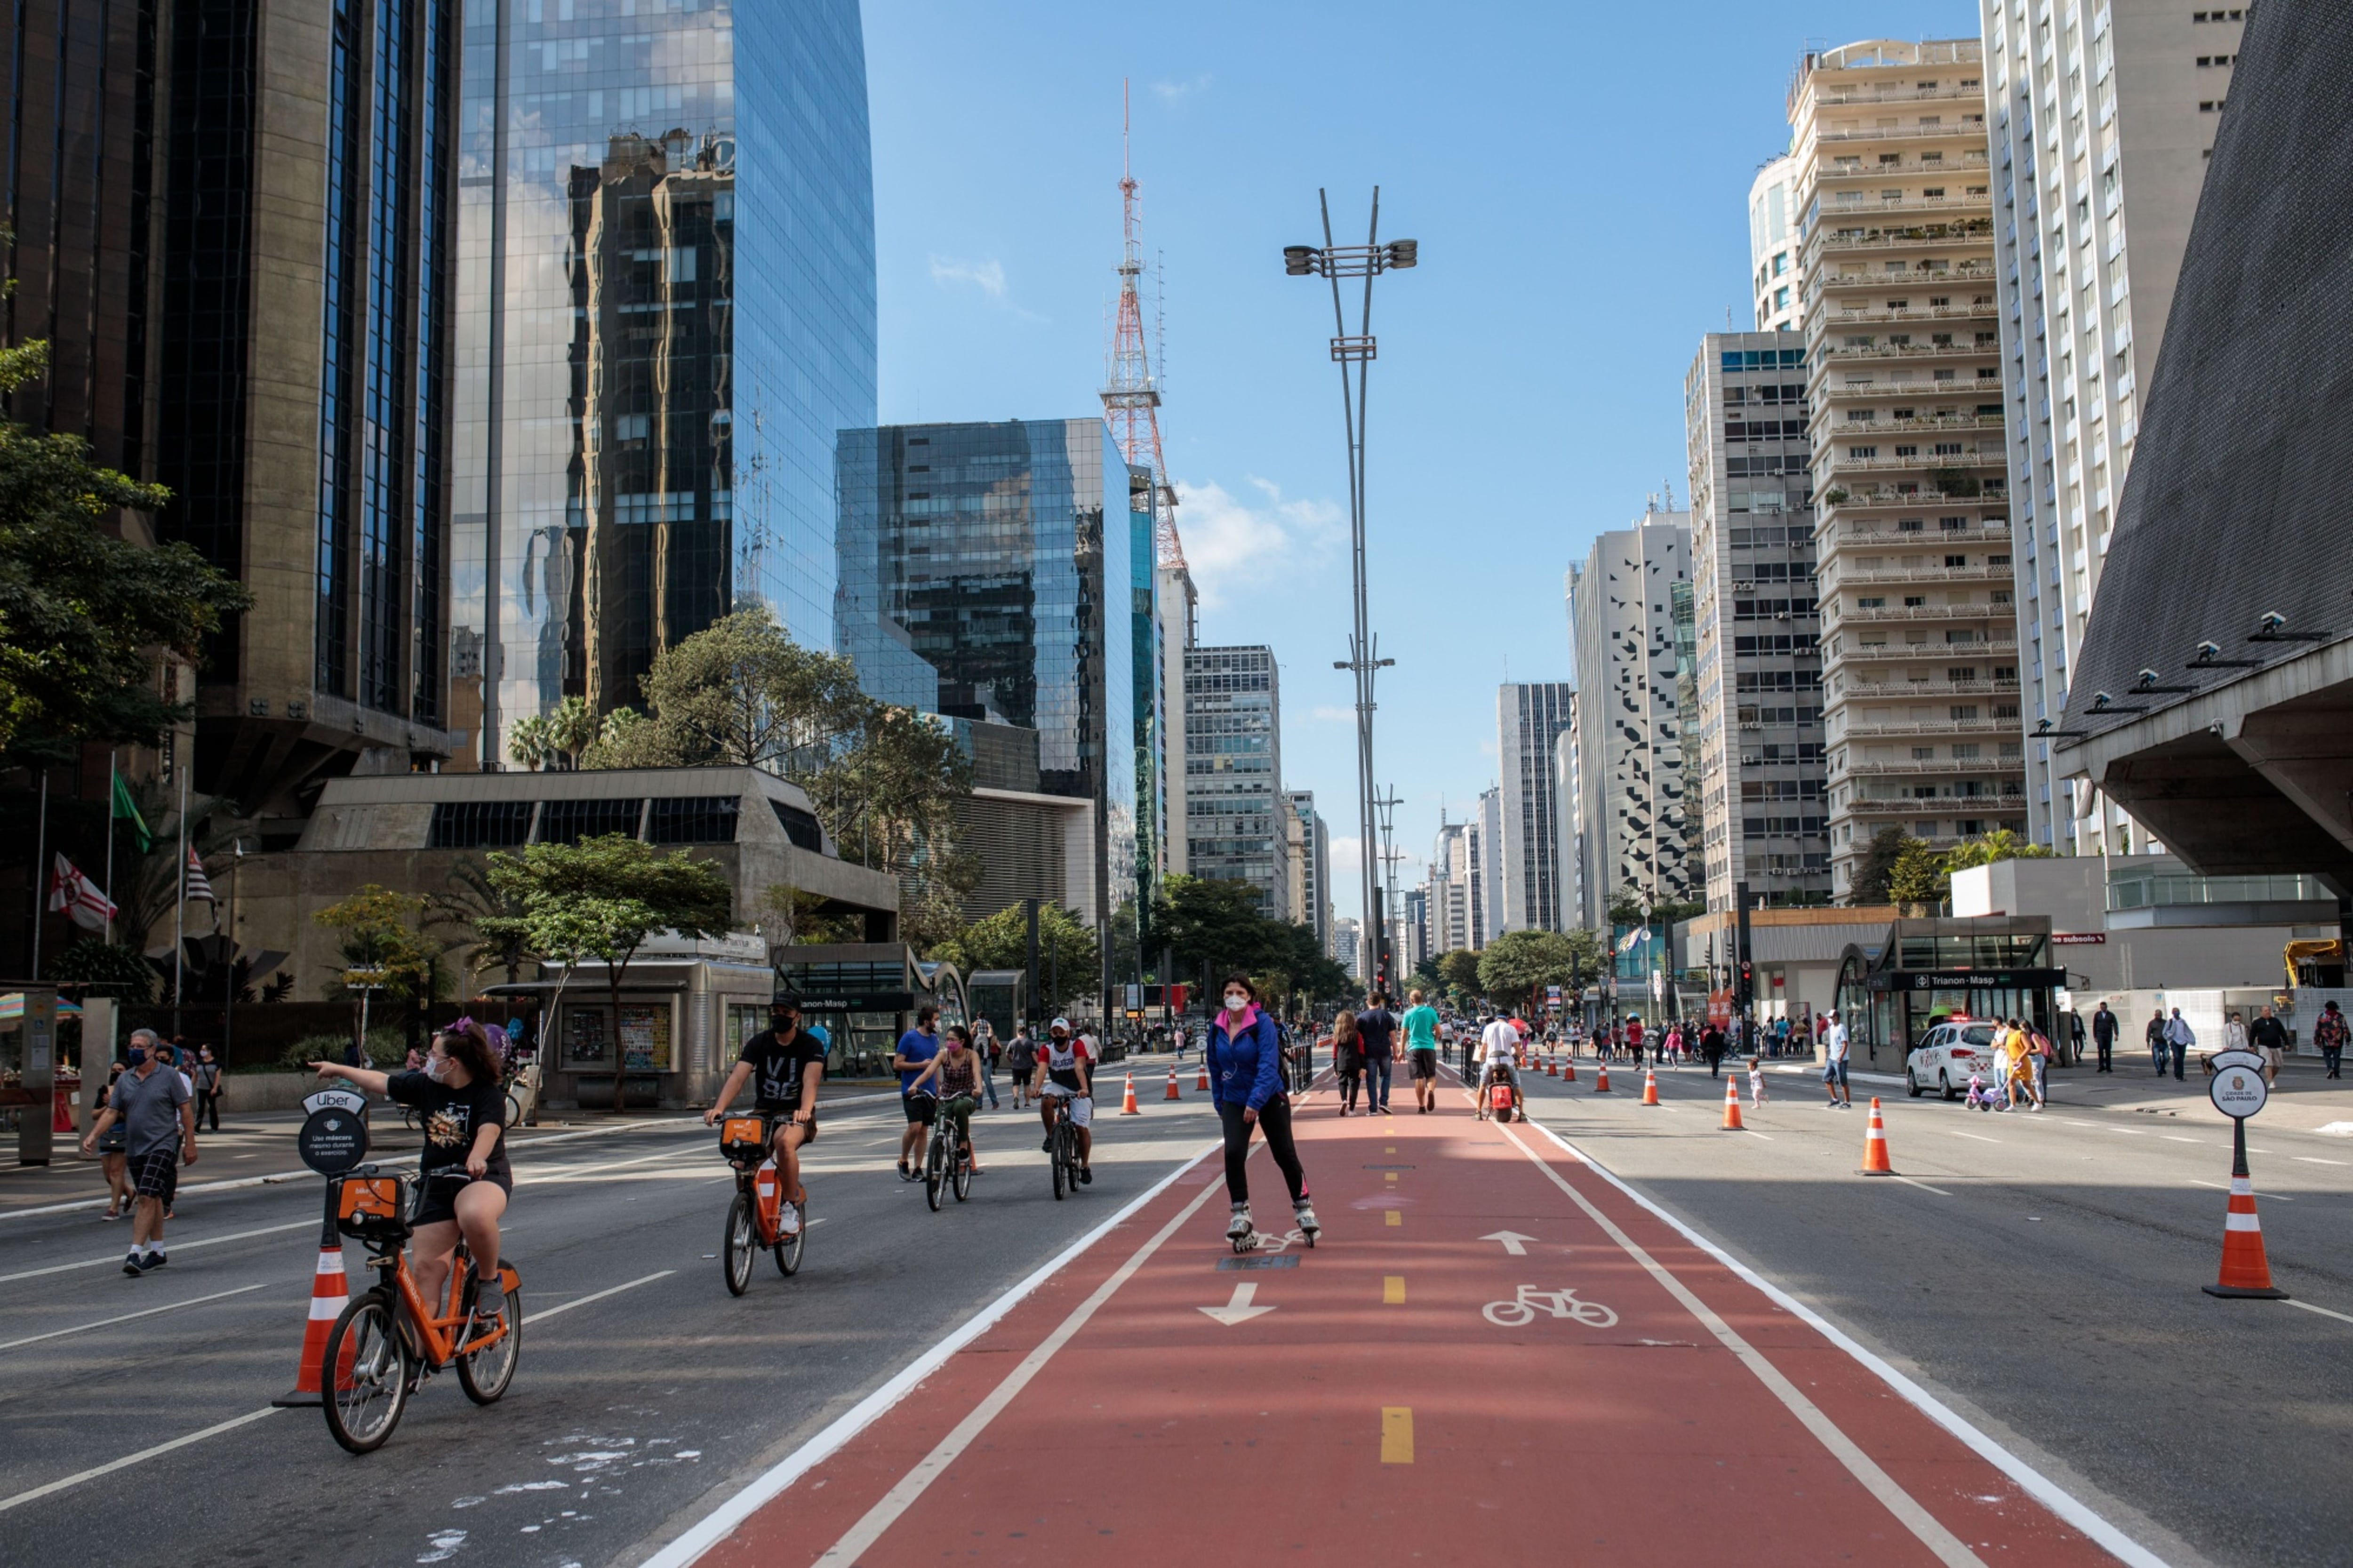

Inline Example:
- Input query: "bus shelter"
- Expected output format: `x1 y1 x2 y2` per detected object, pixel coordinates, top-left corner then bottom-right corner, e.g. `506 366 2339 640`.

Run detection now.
771 945 968 1080
1833 917 2064 1068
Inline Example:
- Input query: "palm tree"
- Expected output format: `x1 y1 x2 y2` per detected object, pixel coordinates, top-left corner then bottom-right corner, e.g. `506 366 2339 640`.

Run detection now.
425 856 531 995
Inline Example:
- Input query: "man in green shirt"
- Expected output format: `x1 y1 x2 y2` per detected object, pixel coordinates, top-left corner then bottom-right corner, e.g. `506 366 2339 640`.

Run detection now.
1401 988 1443 1114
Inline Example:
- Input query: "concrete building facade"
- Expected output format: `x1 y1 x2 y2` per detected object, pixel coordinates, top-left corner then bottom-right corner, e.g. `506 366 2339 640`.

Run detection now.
1286 789 1332 955
1749 154 1804 333
1787 38 2028 898
1569 511 1696 928
1685 333 1830 912
1980 0 2239 853
1497 682 1576 934
1182 645 1289 919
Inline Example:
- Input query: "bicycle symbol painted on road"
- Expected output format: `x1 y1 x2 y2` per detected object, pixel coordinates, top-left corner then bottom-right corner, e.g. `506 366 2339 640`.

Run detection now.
1481 1284 1618 1329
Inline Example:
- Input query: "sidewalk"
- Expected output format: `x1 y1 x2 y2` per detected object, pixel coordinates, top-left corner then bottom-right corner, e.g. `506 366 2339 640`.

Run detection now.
646 1089 2143 1568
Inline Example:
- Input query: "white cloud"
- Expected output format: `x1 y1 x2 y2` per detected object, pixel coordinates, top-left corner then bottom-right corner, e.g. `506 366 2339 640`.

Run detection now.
928 256 1007 299
1311 705 1354 723
1151 74 1211 103
1172 476 1344 610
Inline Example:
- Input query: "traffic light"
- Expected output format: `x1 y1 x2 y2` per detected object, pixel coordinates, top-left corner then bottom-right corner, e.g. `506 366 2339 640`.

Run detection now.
1737 961 1754 1009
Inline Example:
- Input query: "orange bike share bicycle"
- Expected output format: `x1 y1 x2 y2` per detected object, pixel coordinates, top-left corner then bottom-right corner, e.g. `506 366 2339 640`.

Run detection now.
320 1166 521 1453
718 1114 807 1293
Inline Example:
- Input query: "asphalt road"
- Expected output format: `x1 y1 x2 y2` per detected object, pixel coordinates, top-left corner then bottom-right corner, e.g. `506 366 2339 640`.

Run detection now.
0 1080 1226 1568
1507 1056 2353 1568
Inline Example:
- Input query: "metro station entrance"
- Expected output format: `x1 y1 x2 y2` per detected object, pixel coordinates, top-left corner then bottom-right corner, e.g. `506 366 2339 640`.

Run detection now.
1833 917 2064 1067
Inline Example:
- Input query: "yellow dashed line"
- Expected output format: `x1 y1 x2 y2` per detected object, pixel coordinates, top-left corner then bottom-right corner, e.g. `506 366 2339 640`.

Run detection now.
1385 1210 1401 1227
1383 1275 1405 1304
1381 1406 1414 1464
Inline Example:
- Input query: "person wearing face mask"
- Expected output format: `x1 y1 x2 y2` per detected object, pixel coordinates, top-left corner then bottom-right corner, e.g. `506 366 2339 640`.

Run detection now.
1208 976 1316 1249
310 1020 512 1320
1032 1018 1095 1184
81 1028 196 1273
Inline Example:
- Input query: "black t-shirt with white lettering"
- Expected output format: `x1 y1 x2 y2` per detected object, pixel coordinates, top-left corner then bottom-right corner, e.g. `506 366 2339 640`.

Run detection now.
386 1070 510 1183
739 1028 827 1112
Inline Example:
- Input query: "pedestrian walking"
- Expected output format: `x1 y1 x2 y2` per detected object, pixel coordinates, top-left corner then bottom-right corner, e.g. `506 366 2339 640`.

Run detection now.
2311 1000 2347 1080
1357 991 1398 1115
1005 1026 1037 1110
975 1020 1001 1109
2162 1008 2194 1081
2145 1011 2168 1076
93 1059 129 1219
1700 1021 1726 1079
2224 1009 2250 1063
2249 1005 2289 1085
1331 1010 1364 1114
2027 1019 2053 1108
2091 1000 2118 1073
1208 976 1315 1248
80 1029 196 1273
1748 1055 1767 1106
1820 1010 1852 1107
194 1045 224 1132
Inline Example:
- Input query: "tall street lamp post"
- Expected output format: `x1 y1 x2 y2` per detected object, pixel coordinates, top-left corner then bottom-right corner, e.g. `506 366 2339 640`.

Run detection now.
1284 192 1417 991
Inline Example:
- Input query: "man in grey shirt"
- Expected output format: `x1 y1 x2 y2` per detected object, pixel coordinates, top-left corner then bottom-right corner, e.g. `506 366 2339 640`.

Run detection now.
81 1029 197 1274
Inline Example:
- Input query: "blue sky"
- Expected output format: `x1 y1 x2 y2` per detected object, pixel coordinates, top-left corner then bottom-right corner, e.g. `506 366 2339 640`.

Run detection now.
864 0 1974 925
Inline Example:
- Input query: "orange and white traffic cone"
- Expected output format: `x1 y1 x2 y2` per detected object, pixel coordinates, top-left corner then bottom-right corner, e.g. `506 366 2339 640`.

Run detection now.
1858 1097 1894 1175
1642 1067 1659 1106
2204 1165 2289 1299
1545 1054 1558 1077
1593 1061 1611 1094
1196 1062 1211 1092
1562 1054 1577 1083
1164 1067 1181 1101
1719 1074 1745 1131
272 1238 350 1407
1120 1075 1141 1115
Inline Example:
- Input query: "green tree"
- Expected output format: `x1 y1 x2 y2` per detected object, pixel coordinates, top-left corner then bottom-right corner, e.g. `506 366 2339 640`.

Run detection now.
928 900 1100 1020
1850 827 1912 905
1436 948 1483 1002
45 940 155 1003
478 835 734 1112
0 321 249 760
1154 875 1291 985
1944 828 2054 870
1476 930 1585 1011
1886 840 1952 911
425 856 532 994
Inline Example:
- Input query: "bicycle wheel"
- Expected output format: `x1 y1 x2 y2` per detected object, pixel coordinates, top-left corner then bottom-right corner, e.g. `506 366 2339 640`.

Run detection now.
1050 1120 1068 1200
774 1197 805 1277
722 1190 757 1296
952 1143 972 1202
505 1087 525 1127
457 1264 521 1404
322 1288 411 1454
923 1132 945 1212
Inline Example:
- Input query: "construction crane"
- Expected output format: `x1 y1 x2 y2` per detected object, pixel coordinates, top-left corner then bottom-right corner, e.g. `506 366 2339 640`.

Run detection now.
1101 81 1187 570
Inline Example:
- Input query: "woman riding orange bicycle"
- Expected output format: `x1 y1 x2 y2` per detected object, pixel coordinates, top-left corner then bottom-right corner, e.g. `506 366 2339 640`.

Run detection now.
312 1018 512 1319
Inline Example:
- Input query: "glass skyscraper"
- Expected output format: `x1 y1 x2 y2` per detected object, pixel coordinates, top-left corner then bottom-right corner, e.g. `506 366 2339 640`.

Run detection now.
835 420 1141 928
454 0 875 765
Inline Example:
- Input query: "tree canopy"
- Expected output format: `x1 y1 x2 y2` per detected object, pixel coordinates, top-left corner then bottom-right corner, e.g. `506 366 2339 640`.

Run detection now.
928 900 1100 1019
1856 827 2055 911
1475 928 1603 1010
1151 874 1351 1010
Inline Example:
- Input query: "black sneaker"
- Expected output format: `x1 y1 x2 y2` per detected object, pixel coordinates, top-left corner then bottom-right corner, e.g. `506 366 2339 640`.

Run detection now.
122 1251 146 1276
1079 1167 1093 1185
145 1250 167 1270
1041 1138 1053 1152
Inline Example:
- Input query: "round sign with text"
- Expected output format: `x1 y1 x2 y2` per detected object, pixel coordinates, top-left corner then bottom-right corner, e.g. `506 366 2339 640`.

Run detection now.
297 1107 369 1176
2209 1063 2268 1120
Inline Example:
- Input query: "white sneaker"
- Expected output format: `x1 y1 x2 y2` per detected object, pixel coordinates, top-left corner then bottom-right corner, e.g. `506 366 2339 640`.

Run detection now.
1293 1202 1319 1235
1226 1208 1254 1243
779 1200 803 1236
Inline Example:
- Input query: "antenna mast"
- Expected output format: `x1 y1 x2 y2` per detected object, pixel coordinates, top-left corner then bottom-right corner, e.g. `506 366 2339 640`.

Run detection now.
1102 80 1186 569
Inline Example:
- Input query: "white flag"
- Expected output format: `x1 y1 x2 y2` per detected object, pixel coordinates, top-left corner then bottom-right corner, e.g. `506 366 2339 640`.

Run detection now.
48 854 117 934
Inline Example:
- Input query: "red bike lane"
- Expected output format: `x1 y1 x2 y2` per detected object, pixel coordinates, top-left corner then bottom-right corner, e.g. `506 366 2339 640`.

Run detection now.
679 1096 2135 1568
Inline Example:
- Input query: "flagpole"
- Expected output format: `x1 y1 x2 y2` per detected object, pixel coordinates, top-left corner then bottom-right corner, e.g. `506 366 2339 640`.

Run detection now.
103 752 117 945
31 770 48 980
172 758 188 1037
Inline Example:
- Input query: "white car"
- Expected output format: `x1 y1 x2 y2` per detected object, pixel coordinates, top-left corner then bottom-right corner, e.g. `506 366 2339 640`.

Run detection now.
1905 1022 1999 1101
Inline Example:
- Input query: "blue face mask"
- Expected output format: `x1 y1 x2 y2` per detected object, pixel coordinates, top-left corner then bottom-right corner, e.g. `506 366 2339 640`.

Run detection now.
127 1048 147 1066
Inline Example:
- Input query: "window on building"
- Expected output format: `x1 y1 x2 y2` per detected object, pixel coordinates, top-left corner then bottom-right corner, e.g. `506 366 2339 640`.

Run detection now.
430 801 535 849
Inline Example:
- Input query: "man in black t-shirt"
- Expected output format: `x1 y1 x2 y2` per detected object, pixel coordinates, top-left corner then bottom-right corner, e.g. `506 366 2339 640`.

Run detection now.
705 999 826 1237
1356 993 1399 1115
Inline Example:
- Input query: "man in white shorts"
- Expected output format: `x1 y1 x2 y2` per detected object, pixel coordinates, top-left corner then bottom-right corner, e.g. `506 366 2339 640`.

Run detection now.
1033 1018 1095 1184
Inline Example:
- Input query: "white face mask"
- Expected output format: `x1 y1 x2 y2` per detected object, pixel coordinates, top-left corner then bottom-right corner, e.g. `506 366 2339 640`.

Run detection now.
1224 994 1249 1012
425 1053 455 1083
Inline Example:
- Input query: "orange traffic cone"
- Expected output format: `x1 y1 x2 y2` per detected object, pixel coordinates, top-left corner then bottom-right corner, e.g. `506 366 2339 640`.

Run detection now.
272 1238 350 1407
2204 1167 2289 1299
1858 1097 1894 1175
1545 1054 1558 1077
1719 1074 1745 1131
1562 1054 1576 1082
1164 1067 1181 1101
1120 1075 1141 1115
1196 1062 1210 1092
1642 1067 1659 1105
1593 1061 1611 1094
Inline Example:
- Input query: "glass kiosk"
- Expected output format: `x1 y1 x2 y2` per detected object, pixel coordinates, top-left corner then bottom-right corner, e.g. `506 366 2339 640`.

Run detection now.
1833 917 2064 1067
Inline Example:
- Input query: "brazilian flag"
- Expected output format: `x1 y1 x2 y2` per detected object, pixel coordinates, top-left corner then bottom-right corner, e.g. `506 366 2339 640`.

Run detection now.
112 771 152 854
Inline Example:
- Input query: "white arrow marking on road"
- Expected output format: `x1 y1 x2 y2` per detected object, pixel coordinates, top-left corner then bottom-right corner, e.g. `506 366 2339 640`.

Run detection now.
1199 1282 1276 1326
1479 1230 1536 1257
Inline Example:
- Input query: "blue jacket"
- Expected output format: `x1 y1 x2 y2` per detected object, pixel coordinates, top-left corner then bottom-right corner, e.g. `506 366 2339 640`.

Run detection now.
1209 1012 1285 1112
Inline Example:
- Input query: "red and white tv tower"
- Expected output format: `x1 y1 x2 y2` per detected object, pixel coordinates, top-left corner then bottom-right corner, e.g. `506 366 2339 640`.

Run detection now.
1101 82 1186 570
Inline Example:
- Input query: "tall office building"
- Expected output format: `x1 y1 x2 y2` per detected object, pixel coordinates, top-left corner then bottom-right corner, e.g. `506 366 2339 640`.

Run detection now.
1472 785 1504 947
1430 819 1471 954
1333 916 1361 981
1685 333 1830 911
1402 885 1430 973
836 419 1141 926
1182 645 1289 918
1749 155 1804 333
456 0 876 768
1554 726 1585 930
1286 789 1332 954
1497 683 1575 932
1982 0 2237 852
1568 511 1695 929
1787 38 2026 898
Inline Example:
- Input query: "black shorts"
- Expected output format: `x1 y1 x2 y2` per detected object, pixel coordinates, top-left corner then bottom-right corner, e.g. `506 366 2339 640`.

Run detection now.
903 1092 937 1126
1409 1049 1439 1080
411 1168 514 1227
128 1147 176 1198
754 1109 818 1147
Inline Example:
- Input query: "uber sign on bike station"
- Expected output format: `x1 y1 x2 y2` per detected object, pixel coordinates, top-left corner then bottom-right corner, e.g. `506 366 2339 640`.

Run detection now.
297 1087 371 1177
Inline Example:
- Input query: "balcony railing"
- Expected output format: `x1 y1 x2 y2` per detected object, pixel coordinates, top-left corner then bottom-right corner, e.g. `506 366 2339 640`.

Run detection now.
1813 83 1986 107
1832 602 2013 624
1818 453 2005 474
1815 340 2001 363
1814 120 1989 145
1827 302 1999 326
1839 636 2018 660
1826 562 2017 586
1822 152 1993 177
1825 499 2010 524
1843 679 2021 698
1807 220 1996 260
1836 718 2022 738
1820 192 1993 225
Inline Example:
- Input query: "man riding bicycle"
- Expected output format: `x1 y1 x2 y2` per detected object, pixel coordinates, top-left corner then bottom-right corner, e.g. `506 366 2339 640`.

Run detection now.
704 997 826 1238
1477 1014 1524 1121
1033 1017 1094 1185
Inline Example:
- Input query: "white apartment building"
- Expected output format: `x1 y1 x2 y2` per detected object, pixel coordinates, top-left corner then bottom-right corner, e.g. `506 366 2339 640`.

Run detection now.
1568 511 1696 927
1750 155 1804 332
1473 786 1505 947
1498 682 1576 933
1686 332 1831 912
1431 820 1472 954
1553 726 1585 929
1156 562 1197 875
1982 0 2239 853
1789 37 2028 897
1285 789 1332 954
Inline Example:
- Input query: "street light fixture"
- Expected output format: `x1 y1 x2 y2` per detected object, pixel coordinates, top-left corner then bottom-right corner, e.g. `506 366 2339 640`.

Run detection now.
1287 192 1418 991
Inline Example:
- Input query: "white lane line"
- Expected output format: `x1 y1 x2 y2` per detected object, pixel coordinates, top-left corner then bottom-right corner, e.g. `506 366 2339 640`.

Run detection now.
0 1406 282 1515
1948 1130 2002 1144
636 1139 1221 1568
1513 1118 2169 1568
2162 1136 2201 1144
2189 1178 2292 1201
1742 1130 1775 1142
0 1282 273 1352
0 1219 316 1285
2286 1300 2353 1327
1498 1126 1985 1568
1892 1175 1954 1197
523 1270 672 1327
2294 1156 2349 1167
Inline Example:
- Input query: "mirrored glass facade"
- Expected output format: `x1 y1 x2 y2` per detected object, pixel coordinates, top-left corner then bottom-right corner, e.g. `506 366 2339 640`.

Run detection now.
835 420 1139 927
454 0 875 765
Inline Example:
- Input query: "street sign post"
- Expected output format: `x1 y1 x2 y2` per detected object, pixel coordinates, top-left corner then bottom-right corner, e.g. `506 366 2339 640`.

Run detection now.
2209 1062 2267 1121
2203 1054 2286 1300
296 1087 371 1177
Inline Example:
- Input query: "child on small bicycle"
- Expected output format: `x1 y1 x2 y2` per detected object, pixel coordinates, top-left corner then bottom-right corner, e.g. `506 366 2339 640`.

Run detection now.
312 1018 511 1318
908 1024 987 1175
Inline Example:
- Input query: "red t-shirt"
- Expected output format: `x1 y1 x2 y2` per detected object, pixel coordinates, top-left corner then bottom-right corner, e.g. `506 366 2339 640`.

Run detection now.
1626 1021 1645 1048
